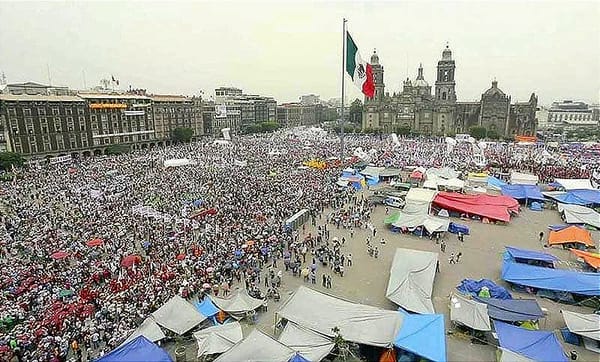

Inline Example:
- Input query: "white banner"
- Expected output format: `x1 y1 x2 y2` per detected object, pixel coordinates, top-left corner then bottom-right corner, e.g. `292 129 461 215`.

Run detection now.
215 104 227 118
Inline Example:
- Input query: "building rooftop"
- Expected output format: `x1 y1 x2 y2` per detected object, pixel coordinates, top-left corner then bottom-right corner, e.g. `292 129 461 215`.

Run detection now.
151 95 191 102
0 94 84 102
78 92 150 100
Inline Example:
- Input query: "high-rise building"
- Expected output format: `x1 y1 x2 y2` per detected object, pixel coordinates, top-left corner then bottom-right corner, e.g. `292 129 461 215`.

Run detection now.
208 87 277 135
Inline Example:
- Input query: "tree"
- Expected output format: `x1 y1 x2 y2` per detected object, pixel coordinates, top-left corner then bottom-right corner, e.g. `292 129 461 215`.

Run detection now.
0 152 24 171
348 98 363 125
469 126 487 140
258 121 280 133
487 129 500 140
172 127 194 143
395 126 411 136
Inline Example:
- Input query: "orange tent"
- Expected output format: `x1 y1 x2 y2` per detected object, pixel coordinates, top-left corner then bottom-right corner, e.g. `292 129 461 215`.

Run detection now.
571 249 600 269
548 226 594 247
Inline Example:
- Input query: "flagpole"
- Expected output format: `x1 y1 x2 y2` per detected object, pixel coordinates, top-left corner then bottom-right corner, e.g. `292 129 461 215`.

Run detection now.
340 18 347 161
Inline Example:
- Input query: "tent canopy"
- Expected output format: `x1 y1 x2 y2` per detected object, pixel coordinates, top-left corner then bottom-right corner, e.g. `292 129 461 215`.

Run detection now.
505 246 559 264
449 293 491 331
487 176 508 190
502 260 600 296
433 192 519 223
394 310 447 362
194 321 243 357
151 295 206 335
278 322 335 362
405 187 438 204
510 171 538 185
194 298 220 318
558 203 600 229
494 321 566 362
570 249 600 269
555 178 596 190
548 226 595 247
473 297 544 322
214 329 295 362
276 286 403 348
98 336 172 362
386 248 438 314
210 289 265 319
123 317 166 345
360 166 385 178
164 158 195 167
456 279 512 300
501 184 545 203
561 310 600 341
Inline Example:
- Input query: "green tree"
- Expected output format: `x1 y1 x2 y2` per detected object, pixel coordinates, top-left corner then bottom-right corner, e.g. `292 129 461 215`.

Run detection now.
469 126 487 140
395 126 411 136
105 144 130 155
172 127 194 143
258 121 280 133
0 152 24 171
487 129 500 139
348 98 363 125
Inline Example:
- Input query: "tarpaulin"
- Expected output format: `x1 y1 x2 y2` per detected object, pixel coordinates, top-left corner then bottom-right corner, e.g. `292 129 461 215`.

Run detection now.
501 184 545 203
98 336 172 362
194 298 220 318
501 260 600 296
449 293 491 331
558 203 600 229
448 222 469 235
505 246 559 264
487 176 507 190
433 192 519 222
548 226 595 247
494 321 566 362
456 279 512 300
561 310 600 341
473 297 544 322
570 249 600 269
394 309 447 362
555 179 596 191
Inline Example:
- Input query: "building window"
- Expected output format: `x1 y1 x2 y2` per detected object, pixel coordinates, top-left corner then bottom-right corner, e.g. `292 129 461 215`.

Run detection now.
66 109 73 115
77 108 84 115
23 108 31 116
52 108 59 115
38 108 46 116
8 108 16 116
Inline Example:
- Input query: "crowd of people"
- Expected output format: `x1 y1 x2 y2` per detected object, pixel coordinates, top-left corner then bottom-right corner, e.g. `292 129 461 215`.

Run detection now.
0 128 598 361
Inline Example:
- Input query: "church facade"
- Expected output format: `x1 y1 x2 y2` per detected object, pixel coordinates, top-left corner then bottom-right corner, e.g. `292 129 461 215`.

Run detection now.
362 45 538 138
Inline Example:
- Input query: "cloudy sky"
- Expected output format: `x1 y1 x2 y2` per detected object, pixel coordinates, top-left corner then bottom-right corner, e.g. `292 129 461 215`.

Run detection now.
1 1 598 105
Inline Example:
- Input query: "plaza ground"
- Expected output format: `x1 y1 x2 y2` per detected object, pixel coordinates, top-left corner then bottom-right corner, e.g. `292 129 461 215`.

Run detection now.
171 189 598 361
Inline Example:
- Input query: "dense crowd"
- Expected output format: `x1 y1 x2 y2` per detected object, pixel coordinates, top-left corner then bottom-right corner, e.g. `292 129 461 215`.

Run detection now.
0 129 598 361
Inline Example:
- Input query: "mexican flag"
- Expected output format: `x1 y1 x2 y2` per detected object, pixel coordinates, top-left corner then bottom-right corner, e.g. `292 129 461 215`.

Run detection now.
346 32 375 98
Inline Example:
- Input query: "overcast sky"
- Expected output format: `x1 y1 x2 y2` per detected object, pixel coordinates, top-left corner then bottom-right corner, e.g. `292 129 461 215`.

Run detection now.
0 1 598 105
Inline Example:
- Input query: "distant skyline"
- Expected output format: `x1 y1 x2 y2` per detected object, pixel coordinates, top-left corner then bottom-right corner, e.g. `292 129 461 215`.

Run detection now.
0 1 598 105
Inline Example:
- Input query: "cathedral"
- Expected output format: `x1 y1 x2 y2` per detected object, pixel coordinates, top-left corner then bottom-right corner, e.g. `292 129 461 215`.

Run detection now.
362 45 538 138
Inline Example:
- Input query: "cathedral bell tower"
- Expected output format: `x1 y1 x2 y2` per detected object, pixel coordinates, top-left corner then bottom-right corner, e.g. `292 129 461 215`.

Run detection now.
370 49 385 103
435 44 456 103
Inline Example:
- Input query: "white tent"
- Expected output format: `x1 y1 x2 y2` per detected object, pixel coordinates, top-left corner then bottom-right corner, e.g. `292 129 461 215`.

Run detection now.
278 322 335 362
194 321 244 357
561 310 600 341
558 203 600 229
360 166 385 178
510 171 538 185
210 289 265 320
385 248 438 314
426 167 459 180
151 295 206 335
163 158 196 167
122 317 166 345
555 179 596 191
276 286 403 348
449 293 491 331
214 329 295 362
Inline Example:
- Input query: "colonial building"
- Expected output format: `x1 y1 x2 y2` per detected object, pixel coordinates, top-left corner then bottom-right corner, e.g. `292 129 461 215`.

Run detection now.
277 103 320 127
546 100 597 130
151 95 203 144
208 88 277 135
363 45 538 137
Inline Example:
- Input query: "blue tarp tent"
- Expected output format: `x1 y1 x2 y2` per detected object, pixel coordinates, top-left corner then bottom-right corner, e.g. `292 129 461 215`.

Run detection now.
194 298 219 317
448 222 469 235
529 201 543 211
549 189 600 206
548 224 584 231
474 296 544 322
394 309 446 362
502 260 600 296
505 246 559 264
97 336 173 362
494 321 567 362
487 176 507 190
501 184 545 203
456 279 512 300
288 353 310 362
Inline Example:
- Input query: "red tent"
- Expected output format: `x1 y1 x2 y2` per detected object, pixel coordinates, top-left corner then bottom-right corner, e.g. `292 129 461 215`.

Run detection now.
86 238 104 247
176 253 186 260
410 170 424 180
50 251 70 260
121 255 141 268
433 192 519 222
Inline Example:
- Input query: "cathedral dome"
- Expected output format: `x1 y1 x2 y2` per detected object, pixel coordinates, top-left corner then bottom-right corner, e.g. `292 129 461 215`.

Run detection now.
414 63 429 87
483 79 506 98
370 50 379 65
